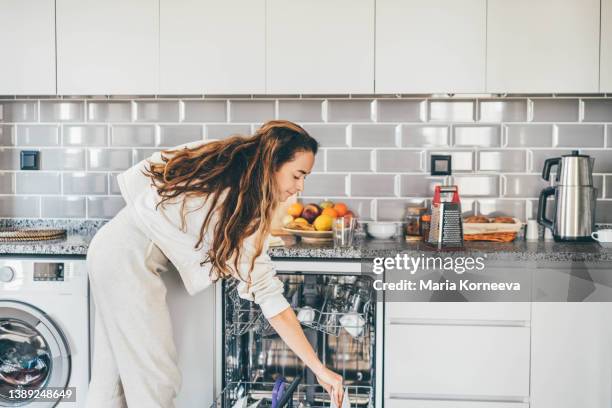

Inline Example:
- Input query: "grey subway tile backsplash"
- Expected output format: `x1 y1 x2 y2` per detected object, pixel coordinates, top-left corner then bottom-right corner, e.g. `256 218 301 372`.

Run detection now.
376 99 424 122
63 173 107 195
0 196 40 217
63 125 108 146
327 150 372 172
327 100 373 122
531 99 579 122
158 125 203 147
278 100 323 122
40 149 86 171
15 172 61 194
502 175 550 198
595 200 612 223
505 125 553 147
183 100 227 122
0 172 14 194
479 99 527 122
351 124 397 147
452 175 499 197
0 95 610 221
583 99 612 122
41 196 86 218
479 150 526 172
375 150 422 172
351 174 396 197
428 100 474 122
40 101 84 122
87 196 126 219
399 175 445 197
401 125 449 148
229 100 275 122
134 101 180 122
206 124 252 140
87 101 132 122
16 125 60 146
453 125 501 147
111 125 156 147
302 174 347 196
87 149 132 171
303 124 348 147
554 124 605 147
0 125 15 146
0 101 38 122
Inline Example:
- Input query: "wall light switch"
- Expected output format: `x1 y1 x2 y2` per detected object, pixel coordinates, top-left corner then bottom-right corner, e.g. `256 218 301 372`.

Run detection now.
20 150 40 170
431 154 452 176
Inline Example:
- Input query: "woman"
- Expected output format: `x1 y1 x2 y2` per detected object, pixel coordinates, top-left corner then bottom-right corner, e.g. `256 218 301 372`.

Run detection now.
86 120 344 408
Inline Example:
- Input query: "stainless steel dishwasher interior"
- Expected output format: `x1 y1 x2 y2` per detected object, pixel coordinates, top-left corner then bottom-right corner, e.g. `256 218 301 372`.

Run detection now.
213 273 377 407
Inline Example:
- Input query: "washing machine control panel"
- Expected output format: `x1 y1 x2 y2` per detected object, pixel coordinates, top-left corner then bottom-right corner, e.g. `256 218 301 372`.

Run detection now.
33 262 64 281
0 266 14 282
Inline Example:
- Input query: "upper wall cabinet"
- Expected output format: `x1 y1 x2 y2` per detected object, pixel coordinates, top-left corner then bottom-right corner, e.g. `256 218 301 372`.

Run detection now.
160 0 265 94
0 0 55 95
267 0 374 94
487 0 600 94
602 0 612 92
57 0 158 95
376 0 486 94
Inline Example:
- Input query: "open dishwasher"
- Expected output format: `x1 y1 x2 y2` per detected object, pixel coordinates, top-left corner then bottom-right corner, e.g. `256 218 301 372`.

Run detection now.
212 263 380 408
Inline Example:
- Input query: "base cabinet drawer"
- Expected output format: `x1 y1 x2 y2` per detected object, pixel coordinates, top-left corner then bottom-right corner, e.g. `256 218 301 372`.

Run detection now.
385 399 528 408
387 302 530 322
386 324 530 398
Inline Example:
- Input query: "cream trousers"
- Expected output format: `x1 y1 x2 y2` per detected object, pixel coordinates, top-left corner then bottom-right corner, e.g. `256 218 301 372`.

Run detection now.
86 206 182 408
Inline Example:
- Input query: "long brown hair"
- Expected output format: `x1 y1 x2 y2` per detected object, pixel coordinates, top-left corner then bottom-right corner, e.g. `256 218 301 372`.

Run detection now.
142 120 318 285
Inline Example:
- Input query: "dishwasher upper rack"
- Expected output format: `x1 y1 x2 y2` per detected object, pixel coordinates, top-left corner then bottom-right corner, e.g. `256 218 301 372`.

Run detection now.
210 381 374 408
224 278 374 341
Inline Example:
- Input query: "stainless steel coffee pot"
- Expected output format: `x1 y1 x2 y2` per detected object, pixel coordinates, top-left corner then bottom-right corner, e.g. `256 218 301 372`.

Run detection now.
537 150 597 241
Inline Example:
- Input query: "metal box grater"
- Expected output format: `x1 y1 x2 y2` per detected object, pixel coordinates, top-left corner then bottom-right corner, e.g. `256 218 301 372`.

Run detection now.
427 185 464 248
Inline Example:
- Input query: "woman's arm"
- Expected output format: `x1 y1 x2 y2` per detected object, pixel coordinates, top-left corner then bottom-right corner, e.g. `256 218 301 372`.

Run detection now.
267 307 344 407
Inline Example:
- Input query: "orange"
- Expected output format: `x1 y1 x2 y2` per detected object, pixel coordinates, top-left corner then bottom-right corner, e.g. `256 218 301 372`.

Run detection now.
313 214 334 231
288 203 304 217
334 203 348 217
321 208 338 218
293 217 309 225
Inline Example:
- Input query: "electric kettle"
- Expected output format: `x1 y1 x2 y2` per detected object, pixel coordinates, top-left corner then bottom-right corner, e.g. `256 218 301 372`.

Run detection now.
537 150 597 241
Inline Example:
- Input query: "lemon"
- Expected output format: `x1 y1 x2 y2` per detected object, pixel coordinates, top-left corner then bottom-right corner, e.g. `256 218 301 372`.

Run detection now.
313 214 334 231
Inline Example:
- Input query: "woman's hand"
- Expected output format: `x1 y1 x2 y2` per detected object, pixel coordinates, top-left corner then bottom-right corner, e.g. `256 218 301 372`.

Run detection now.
267 308 344 406
315 366 344 407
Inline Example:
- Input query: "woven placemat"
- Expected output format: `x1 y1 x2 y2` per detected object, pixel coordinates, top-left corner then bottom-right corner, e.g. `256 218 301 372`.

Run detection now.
0 228 67 242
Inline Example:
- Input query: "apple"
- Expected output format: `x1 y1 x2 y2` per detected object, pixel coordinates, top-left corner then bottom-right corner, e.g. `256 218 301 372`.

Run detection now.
301 203 321 224
319 201 334 209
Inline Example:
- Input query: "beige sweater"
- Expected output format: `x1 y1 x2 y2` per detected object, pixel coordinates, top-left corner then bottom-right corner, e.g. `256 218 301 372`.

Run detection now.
116 140 290 318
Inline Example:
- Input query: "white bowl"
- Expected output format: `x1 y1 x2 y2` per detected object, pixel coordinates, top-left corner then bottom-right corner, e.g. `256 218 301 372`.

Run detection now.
363 222 399 239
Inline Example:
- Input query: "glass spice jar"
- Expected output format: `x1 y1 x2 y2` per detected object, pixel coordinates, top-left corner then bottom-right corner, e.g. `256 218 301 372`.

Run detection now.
405 207 427 241
421 214 431 242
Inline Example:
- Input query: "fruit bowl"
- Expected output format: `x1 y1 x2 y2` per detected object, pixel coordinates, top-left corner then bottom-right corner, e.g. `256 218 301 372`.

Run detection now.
281 227 333 243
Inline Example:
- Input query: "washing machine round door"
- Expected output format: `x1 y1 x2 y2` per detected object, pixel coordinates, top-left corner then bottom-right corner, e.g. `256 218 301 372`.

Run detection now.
0 300 70 407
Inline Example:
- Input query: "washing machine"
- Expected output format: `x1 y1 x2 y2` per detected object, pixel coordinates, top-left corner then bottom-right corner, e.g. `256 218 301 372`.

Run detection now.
0 256 89 407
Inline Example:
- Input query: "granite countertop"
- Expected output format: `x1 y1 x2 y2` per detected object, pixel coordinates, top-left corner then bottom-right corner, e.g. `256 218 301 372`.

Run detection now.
1 219 611 263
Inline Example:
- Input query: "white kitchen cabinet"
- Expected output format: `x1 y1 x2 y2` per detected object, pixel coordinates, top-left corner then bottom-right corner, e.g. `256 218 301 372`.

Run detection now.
387 302 530 322
386 400 528 408
487 0 600 93
386 324 531 398
375 0 486 94
266 0 374 94
159 0 265 94
56 0 158 95
530 302 612 408
602 0 612 91
0 0 55 95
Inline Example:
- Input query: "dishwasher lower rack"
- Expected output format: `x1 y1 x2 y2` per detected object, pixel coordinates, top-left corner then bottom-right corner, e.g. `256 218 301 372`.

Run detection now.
210 381 374 408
